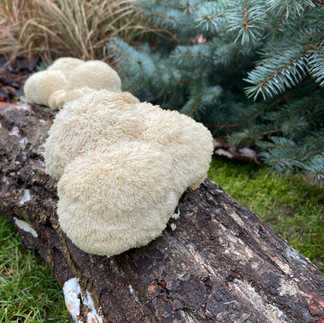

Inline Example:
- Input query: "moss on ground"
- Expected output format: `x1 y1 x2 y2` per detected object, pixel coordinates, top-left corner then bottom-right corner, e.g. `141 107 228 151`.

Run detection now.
0 214 69 322
208 157 324 272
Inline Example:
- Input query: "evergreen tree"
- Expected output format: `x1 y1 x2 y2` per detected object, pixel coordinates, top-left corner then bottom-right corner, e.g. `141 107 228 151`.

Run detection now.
107 0 324 180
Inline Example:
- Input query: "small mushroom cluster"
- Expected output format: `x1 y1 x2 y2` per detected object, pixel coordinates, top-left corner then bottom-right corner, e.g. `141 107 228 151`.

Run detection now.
24 57 135 110
24 58 213 256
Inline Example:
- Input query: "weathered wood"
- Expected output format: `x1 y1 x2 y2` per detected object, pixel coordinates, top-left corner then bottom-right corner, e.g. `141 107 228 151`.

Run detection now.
0 102 323 323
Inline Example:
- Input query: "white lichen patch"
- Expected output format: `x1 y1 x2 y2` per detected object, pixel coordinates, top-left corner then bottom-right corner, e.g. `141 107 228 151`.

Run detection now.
170 223 177 231
14 217 38 238
172 209 180 220
9 126 20 137
244 245 254 259
63 277 81 321
278 280 299 297
63 277 104 323
82 290 103 323
129 284 142 306
18 189 31 206
286 247 306 265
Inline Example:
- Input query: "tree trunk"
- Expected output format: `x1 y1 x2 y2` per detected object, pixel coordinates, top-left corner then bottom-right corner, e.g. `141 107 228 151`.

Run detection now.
0 102 323 323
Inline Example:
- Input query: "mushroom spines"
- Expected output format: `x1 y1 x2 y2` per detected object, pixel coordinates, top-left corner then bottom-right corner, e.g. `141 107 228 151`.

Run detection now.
47 57 84 78
58 142 179 256
44 90 145 179
68 60 122 92
24 70 68 106
24 58 123 108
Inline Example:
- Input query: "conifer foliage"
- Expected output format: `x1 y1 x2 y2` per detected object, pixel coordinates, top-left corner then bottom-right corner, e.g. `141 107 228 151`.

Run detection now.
107 0 324 180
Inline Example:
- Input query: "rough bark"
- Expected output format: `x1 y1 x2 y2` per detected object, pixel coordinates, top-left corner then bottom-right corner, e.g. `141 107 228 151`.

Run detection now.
0 102 323 323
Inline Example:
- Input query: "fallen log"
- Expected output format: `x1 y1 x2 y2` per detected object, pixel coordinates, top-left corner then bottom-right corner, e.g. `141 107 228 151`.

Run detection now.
0 102 323 323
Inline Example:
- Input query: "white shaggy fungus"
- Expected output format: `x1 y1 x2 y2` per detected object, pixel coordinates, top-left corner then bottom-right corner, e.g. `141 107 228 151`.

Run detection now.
47 57 84 78
48 90 65 110
24 57 125 109
58 142 180 256
44 90 213 187
24 70 68 106
44 90 145 179
68 60 122 92
26 57 214 255
48 86 95 110
45 91 212 255
137 102 213 190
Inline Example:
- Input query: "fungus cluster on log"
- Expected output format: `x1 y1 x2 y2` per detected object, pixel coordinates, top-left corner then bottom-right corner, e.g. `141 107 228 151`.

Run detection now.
23 58 214 256
1 89 323 323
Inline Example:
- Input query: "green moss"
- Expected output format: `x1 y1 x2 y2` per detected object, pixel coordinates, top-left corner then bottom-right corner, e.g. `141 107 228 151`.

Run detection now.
0 214 69 322
208 157 324 272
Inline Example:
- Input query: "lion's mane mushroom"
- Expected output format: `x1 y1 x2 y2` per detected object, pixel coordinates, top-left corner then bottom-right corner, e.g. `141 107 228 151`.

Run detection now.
26 58 214 256
67 60 122 92
44 90 141 179
138 102 213 190
48 86 95 110
24 57 128 110
47 57 84 78
24 70 69 106
58 141 180 256
43 88 213 255
44 90 212 190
